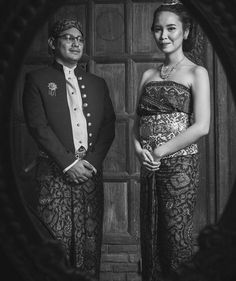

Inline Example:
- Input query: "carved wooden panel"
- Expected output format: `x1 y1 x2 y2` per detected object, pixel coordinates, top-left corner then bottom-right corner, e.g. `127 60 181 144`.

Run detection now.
95 4 125 55
215 54 233 219
129 180 140 239
203 39 217 224
103 182 128 234
103 180 140 245
103 121 128 175
132 2 161 54
228 86 236 190
192 39 216 236
129 119 141 175
94 63 126 114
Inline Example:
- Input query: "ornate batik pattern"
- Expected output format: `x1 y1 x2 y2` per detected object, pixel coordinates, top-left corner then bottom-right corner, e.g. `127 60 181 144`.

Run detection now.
139 113 198 158
35 157 103 280
137 80 198 158
140 154 199 281
137 80 193 116
137 81 200 280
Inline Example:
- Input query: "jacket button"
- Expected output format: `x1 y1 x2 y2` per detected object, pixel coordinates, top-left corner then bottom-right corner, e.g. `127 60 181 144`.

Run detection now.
89 142 93 146
83 103 88 107
87 113 91 117
82 94 87 98
88 122 92 126
81 85 85 89
78 76 82 80
89 133 92 137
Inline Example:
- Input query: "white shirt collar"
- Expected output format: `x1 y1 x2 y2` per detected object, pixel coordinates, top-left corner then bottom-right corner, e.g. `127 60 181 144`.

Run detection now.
63 65 77 76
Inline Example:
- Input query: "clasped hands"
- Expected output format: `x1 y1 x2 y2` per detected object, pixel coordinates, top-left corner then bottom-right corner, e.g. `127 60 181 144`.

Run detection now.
66 160 94 184
138 148 162 171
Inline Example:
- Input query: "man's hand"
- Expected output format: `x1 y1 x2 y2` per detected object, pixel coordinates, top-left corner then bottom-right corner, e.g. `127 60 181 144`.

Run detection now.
66 160 93 183
81 160 96 174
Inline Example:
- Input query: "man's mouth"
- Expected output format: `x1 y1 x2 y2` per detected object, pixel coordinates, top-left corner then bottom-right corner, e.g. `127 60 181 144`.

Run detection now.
70 49 80 53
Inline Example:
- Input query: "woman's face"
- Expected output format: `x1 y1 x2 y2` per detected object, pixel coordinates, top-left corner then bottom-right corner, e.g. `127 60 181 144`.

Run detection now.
153 11 188 55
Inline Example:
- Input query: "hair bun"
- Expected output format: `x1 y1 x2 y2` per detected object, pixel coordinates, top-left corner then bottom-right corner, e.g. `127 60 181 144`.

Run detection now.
161 0 183 5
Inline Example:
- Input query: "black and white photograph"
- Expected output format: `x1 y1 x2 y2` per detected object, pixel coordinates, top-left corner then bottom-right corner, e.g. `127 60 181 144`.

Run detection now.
0 1 236 281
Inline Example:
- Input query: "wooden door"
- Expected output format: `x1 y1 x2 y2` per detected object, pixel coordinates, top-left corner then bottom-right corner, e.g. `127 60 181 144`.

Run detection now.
11 1 236 281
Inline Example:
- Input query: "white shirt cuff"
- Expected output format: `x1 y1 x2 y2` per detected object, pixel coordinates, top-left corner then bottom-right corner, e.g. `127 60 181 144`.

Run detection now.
63 159 79 173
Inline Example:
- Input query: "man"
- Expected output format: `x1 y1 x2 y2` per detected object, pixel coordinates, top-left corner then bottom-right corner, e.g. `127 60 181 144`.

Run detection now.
23 19 116 279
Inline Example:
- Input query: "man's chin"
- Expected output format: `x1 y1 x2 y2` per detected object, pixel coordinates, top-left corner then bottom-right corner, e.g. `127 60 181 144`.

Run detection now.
68 55 82 64
74 54 83 59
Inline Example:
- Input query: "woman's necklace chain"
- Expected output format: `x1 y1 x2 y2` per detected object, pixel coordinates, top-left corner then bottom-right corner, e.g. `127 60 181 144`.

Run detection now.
160 57 185 80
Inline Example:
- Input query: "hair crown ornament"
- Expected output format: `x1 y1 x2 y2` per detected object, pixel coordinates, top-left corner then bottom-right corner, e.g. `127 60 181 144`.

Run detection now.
161 0 183 5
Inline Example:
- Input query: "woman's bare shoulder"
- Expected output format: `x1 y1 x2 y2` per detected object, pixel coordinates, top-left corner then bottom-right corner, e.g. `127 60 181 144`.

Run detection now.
180 58 209 88
187 64 210 92
143 68 157 77
141 68 157 83
185 59 208 76
191 65 209 83
183 59 209 83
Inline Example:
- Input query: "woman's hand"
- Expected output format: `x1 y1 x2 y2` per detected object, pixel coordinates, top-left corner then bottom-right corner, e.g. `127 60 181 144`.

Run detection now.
137 148 161 171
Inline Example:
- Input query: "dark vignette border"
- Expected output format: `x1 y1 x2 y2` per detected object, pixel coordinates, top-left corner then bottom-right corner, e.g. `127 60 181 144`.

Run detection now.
0 0 235 280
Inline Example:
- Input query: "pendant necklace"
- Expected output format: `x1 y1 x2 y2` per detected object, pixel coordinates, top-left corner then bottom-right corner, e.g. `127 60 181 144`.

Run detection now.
160 57 185 80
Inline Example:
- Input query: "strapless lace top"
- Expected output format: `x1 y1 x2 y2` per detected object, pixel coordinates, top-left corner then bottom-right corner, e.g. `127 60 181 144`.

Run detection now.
136 80 198 158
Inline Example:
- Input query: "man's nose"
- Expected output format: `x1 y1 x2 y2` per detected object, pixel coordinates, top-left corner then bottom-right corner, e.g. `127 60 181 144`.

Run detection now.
72 39 80 46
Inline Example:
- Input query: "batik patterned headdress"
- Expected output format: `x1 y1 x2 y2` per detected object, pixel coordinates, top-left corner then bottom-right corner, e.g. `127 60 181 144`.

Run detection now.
161 0 183 5
49 19 83 38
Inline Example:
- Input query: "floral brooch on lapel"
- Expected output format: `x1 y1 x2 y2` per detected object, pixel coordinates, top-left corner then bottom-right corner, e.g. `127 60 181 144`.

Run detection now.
48 82 58 96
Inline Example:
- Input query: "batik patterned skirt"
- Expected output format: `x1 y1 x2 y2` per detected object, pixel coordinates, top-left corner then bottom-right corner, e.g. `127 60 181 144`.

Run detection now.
35 156 103 280
140 154 199 281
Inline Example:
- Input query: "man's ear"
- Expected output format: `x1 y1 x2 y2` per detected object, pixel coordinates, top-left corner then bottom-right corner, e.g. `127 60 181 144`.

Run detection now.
48 37 56 50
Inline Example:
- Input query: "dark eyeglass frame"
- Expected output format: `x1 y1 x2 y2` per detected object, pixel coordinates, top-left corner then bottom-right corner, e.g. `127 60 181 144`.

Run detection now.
56 34 85 44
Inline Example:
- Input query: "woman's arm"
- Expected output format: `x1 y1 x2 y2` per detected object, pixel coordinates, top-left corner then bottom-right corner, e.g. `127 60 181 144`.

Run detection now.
153 66 211 160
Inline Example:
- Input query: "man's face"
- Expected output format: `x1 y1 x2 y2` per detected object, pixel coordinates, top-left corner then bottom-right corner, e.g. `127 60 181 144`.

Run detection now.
53 27 84 68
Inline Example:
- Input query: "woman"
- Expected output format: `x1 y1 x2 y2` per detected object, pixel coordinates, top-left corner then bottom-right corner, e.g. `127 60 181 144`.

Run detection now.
132 0 210 280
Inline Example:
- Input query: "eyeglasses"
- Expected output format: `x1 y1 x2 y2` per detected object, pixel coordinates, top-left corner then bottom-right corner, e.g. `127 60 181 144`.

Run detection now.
56 34 85 44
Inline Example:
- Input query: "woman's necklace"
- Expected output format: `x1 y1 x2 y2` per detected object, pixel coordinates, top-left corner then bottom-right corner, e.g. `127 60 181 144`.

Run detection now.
160 57 185 80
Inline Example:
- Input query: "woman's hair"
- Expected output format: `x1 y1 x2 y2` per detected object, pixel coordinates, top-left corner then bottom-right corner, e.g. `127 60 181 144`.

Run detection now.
151 3 195 52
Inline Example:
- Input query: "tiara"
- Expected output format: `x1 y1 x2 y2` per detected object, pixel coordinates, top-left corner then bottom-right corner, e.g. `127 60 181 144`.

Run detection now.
161 0 183 5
